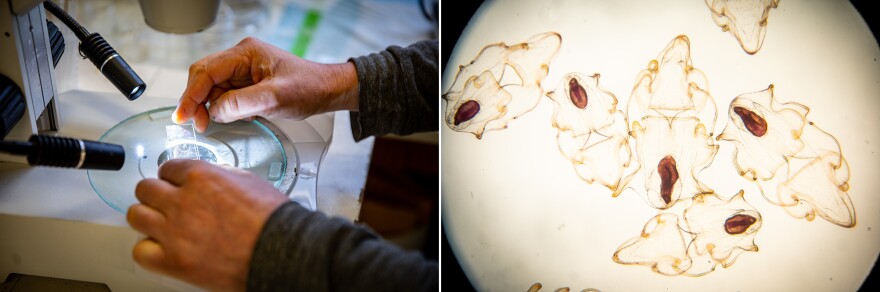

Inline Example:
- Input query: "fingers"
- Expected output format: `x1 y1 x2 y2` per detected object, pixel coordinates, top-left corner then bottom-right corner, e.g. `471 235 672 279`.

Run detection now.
176 86 228 133
135 178 179 211
206 86 228 105
209 82 278 123
189 86 228 132
127 204 167 239
216 163 252 176
157 159 212 186
192 105 210 133
174 62 213 124
174 50 249 126
132 238 171 274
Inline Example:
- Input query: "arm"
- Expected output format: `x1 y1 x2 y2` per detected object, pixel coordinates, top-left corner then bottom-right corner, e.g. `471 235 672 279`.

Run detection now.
244 40 439 290
129 160 438 291
247 202 438 291
171 37 439 140
349 40 439 141
132 38 439 291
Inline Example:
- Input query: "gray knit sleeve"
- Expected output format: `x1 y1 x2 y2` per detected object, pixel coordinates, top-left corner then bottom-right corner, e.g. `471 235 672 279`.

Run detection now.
348 40 438 141
247 201 438 291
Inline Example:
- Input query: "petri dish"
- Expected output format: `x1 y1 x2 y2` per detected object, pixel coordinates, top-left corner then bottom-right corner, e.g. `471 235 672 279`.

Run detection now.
88 106 291 214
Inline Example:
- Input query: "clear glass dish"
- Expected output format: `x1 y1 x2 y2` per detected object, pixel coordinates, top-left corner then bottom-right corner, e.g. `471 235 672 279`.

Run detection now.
88 106 288 213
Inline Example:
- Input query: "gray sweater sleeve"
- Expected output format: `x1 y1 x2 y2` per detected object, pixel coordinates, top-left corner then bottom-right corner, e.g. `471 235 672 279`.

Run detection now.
246 40 439 291
348 40 439 141
247 202 438 291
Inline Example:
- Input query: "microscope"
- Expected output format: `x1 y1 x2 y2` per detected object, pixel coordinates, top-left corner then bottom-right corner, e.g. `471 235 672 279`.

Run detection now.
1 1 340 288
0 0 220 170
0 0 144 170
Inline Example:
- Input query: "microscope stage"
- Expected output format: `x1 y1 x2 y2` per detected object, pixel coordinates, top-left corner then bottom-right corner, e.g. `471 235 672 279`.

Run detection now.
88 106 300 214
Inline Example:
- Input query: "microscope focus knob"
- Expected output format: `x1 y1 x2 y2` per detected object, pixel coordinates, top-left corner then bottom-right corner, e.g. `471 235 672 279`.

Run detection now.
47 20 65 68
0 75 26 140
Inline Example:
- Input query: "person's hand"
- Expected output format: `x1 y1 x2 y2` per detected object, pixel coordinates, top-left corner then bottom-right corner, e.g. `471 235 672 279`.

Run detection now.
174 37 360 132
127 159 288 291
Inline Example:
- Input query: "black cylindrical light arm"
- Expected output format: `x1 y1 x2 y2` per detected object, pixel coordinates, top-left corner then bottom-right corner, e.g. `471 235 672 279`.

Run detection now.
43 0 146 100
79 33 146 100
27 135 125 171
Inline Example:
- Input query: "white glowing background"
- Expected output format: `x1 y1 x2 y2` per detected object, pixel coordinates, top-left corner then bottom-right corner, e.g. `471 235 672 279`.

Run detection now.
441 0 880 291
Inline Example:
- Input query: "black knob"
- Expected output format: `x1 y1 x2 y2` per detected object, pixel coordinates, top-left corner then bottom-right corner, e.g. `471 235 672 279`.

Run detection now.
46 20 65 68
0 75 26 140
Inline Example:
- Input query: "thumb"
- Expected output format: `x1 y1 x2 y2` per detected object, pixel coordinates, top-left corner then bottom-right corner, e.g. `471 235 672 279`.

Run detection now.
133 238 173 274
209 82 278 123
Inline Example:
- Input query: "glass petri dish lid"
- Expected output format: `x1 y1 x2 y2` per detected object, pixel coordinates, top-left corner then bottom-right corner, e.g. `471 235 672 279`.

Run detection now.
88 106 292 213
